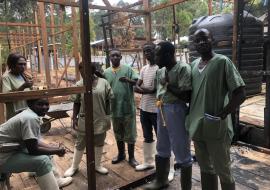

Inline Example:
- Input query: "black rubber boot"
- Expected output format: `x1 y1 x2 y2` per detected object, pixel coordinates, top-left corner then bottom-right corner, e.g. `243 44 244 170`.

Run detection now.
221 182 235 190
112 141 126 164
128 143 139 168
142 155 170 190
181 166 192 190
201 172 218 190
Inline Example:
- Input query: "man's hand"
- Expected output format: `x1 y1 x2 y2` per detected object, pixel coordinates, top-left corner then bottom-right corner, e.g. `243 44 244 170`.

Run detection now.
119 76 129 83
57 147 66 157
72 118 78 130
216 111 227 120
22 80 33 89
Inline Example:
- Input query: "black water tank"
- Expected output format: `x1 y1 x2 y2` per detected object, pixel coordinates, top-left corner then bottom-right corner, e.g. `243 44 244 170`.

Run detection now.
189 12 264 96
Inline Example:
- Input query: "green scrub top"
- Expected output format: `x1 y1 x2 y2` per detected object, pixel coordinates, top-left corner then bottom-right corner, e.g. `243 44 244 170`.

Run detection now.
104 64 138 118
187 53 245 141
71 77 114 134
155 62 192 104
1 72 29 120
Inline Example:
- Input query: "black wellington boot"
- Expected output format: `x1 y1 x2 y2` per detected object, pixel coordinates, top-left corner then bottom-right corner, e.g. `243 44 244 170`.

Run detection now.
201 172 218 190
128 143 139 168
112 141 126 164
221 182 235 190
142 155 170 190
181 166 192 190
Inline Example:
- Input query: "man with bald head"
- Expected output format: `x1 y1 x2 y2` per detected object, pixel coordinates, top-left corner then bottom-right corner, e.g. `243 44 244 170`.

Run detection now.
187 28 246 190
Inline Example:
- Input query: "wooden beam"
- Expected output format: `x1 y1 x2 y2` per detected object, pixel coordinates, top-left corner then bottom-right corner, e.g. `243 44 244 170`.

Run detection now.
59 5 68 87
208 0 213 15
37 0 146 14
72 6 80 81
37 0 78 7
0 86 85 102
102 0 111 7
80 0 96 190
0 44 5 123
38 2 51 87
57 57 72 88
50 4 59 85
0 22 70 28
35 11 43 74
144 0 151 42
90 4 146 14
0 22 39 27
150 0 188 12
0 32 39 36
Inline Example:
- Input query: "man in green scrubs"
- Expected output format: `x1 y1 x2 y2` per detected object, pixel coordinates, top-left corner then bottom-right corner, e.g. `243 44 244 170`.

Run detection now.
0 99 66 190
187 29 246 190
104 49 139 168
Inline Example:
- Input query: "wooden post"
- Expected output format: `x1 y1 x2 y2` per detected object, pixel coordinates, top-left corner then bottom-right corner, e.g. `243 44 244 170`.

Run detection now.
143 0 151 66
232 0 244 142
72 6 80 81
79 0 95 189
265 0 270 148
172 5 176 45
0 44 5 123
50 4 59 86
143 0 151 42
30 22 38 80
208 0 213 15
38 2 51 88
35 11 43 74
22 28 26 57
60 5 68 87
101 18 110 68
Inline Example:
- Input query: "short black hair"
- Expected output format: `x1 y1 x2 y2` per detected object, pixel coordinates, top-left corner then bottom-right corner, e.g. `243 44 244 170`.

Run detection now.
26 99 40 108
7 53 26 70
156 41 175 55
143 42 155 48
109 48 121 53
194 28 213 40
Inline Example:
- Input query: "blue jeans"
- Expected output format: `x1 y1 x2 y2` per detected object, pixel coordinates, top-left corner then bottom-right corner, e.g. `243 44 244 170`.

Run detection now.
156 103 192 168
140 110 157 143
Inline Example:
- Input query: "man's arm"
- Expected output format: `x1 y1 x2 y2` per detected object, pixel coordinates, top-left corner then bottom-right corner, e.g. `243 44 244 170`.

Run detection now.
25 139 65 157
134 79 155 94
167 85 191 103
72 102 81 130
119 77 137 85
217 86 246 119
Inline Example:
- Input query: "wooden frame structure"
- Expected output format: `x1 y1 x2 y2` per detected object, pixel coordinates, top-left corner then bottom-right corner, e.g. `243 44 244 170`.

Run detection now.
1 0 268 189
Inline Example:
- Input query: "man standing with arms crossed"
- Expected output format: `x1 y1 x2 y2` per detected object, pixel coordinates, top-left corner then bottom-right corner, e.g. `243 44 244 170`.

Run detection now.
187 28 246 190
135 43 159 171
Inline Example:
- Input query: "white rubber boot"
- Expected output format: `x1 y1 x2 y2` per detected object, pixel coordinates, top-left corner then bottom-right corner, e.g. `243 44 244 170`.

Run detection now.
168 153 175 182
136 142 155 171
37 171 59 190
51 157 73 188
95 146 108 175
64 148 84 177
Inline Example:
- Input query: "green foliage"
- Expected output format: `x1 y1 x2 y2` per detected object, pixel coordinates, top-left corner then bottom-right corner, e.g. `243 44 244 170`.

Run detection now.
152 0 208 39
